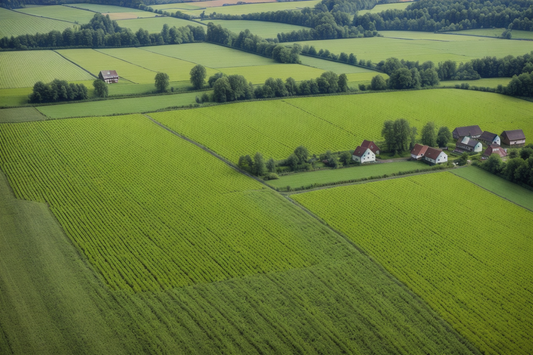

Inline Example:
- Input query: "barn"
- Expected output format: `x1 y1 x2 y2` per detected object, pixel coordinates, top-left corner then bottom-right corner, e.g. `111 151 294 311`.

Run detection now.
424 147 447 164
482 144 507 159
452 125 482 140
478 131 500 146
501 129 526 146
98 70 119 84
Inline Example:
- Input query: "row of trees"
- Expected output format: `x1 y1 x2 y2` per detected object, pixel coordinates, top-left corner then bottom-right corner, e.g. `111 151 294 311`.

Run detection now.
369 67 440 90
481 145 533 187
353 0 533 32
29 79 88 103
381 119 451 153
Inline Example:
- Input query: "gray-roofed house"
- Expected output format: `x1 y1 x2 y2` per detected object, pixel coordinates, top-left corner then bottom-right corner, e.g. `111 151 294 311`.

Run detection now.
452 125 482 140
478 131 500 146
98 70 119 84
455 136 483 153
501 129 526 146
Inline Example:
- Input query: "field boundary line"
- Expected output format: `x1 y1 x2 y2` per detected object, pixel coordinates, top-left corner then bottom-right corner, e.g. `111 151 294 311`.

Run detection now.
93 49 159 77
52 50 98 79
10 8 77 24
138 47 215 68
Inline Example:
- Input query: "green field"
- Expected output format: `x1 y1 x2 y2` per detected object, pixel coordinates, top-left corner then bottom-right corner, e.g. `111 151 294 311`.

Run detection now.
0 51 95 89
448 28 533 40
0 107 46 123
294 36 533 64
0 8 74 37
144 42 274 67
185 0 321 17
16 5 95 24
345 72 388 86
219 63 325 83
151 3 204 11
207 20 308 39
65 3 150 13
452 166 533 210
299 56 378 74
152 89 533 162
379 30 485 41
36 92 202 118
269 161 434 188
116 17 198 33
292 172 533 355
0 87 33 107
358 2 411 15
439 77 512 88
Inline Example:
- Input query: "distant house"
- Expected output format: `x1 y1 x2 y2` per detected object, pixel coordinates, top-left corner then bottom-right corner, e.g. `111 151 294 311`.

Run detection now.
482 144 507 159
455 136 483 153
98 70 119 84
410 144 428 160
352 146 375 163
360 140 380 155
478 131 500 146
424 147 447 164
452 125 482 140
501 129 526 146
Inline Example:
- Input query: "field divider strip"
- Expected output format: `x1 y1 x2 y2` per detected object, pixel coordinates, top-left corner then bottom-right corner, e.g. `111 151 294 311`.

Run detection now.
53 50 98 79
93 49 159 77
10 8 77 24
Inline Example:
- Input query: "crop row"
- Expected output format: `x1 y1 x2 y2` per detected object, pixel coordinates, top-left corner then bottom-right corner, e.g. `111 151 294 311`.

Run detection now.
292 172 533 355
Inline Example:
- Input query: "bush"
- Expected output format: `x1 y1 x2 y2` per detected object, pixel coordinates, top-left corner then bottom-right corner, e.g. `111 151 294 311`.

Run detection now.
264 173 279 180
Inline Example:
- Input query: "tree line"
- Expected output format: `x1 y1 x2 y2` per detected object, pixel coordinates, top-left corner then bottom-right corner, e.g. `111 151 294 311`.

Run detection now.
481 145 533 188
353 0 533 32
0 13 204 49
29 79 88 103
381 119 451 154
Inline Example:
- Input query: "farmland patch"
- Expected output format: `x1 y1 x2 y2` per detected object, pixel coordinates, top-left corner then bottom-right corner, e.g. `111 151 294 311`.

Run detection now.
447 28 533 40
184 0 321 17
358 2 411 15
116 17 197 33
299 56 377 74
0 8 74 37
0 107 46 123
16 5 95 24
219 64 325 83
207 20 308 39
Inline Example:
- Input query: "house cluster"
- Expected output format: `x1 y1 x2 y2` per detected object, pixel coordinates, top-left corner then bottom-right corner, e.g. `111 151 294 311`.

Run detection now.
98 70 119 84
452 125 526 159
352 140 380 163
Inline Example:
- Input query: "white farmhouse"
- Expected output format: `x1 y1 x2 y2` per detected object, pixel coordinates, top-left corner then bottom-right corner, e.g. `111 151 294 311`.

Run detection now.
352 146 375 163
424 147 448 164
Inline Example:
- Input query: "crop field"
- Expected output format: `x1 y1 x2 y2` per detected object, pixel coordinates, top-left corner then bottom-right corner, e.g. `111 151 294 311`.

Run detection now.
207 20 308 39
439 77 512 88
299 56 377 74
452 166 533 211
219 63 325 83
0 51 94 89
0 107 46 123
96 48 219 81
268 161 433 188
0 8 74 38
151 3 204 11
115 17 197 33
449 28 533 40
184 0 321 17
345 72 387 86
65 3 151 13
358 2 411 15
292 172 533 355
0 87 33 107
144 42 274 67
36 92 202 118
152 89 533 162
294 36 533 64
16 5 95 24
379 30 485 41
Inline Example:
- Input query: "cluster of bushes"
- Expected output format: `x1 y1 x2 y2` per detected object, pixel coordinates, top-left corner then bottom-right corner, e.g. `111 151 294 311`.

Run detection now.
353 0 533 33
0 13 204 49
480 145 533 188
29 79 88 103
237 152 278 180
206 24 300 64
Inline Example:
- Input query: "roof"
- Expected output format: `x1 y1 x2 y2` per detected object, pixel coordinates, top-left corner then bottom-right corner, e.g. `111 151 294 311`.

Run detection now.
453 125 482 137
457 136 481 148
411 144 428 156
99 70 118 79
425 147 444 160
353 146 370 157
360 140 380 154
483 144 507 157
501 129 525 141
478 131 498 142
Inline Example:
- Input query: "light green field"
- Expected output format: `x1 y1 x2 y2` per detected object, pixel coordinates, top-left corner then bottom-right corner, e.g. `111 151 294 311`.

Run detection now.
0 51 94 89
96 47 219 82
151 3 204 11
292 172 533 355
36 92 203 118
116 17 199 33
0 87 33 107
219 63 325 83
186 0 321 17
207 20 308 39
269 161 433 188
0 8 74 38
379 30 486 41
452 166 533 210
448 28 533 40
65 3 150 13
0 107 46 122
152 89 533 162
106 80 191 96
300 56 377 74
16 5 95 24
440 77 512 88
144 42 275 67
294 36 533 64
358 2 411 15
346 72 388 86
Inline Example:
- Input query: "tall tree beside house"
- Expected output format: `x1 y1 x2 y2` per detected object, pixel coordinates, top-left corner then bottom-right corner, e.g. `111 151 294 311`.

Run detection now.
437 126 452 147
381 120 395 152
421 122 437 147
93 79 108 98
154 72 170 92
190 64 207 90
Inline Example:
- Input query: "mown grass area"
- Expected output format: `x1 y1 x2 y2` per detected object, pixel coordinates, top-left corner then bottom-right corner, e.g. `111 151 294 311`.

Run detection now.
293 172 533 355
153 89 533 162
16 5 95 24
219 63 325 83
269 161 432 188
358 2 411 15
0 107 46 122
116 17 198 33
206 20 308 39
0 87 32 107
452 166 533 210
36 91 203 118
299 56 377 74
346 72 387 87
448 28 533 40
0 51 94 89
294 36 533 64
439 77 512 88
144 42 274 67
185 0 321 17
0 7 74 37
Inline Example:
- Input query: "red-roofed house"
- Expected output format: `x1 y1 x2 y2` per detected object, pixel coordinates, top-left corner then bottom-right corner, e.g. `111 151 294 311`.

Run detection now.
501 129 526 146
424 147 448 164
352 146 375 163
360 140 380 155
410 144 428 160
482 144 507 159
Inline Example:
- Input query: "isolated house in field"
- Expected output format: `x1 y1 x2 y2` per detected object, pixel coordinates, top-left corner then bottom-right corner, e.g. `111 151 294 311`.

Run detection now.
352 146 375 163
410 144 428 160
424 147 447 164
482 144 507 159
98 70 119 84
501 129 526 146
452 125 482 140
478 131 500 146
455 136 483 153
360 140 380 155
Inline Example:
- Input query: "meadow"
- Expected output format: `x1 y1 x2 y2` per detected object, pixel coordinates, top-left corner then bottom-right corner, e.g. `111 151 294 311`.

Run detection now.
206 19 308 39
184 0 321 17
0 87 33 107
439 77 512 88
0 8 74 37
152 89 533 162
115 17 198 33
219 63 325 83
292 172 533 355
299 56 377 74
65 3 152 13
15 5 95 24
449 28 533 40
0 51 94 88
358 2 411 15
